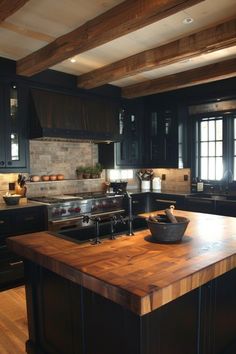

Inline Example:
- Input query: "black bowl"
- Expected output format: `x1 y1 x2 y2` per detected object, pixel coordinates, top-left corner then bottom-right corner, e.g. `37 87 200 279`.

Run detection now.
147 216 189 243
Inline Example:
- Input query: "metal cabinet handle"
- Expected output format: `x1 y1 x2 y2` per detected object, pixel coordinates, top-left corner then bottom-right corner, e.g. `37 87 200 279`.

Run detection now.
132 200 139 204
9 260 23 266
155 199 176 204
0 220 5 224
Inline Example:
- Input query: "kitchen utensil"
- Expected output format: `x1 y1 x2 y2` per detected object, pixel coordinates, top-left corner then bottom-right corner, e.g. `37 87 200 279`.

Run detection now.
147 215 189 243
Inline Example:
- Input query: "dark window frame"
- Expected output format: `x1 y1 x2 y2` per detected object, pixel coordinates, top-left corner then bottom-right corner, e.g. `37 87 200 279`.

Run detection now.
190 110 236 185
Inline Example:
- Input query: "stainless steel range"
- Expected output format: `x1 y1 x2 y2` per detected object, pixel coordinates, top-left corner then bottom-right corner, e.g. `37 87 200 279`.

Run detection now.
29 193 125 232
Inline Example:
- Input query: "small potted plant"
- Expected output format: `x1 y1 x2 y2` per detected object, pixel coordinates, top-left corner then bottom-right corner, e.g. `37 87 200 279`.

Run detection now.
76 166 84 179
95 163 103 178
83 166 92 179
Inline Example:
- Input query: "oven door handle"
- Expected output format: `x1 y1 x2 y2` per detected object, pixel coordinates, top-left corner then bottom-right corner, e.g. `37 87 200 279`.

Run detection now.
49 216 84 224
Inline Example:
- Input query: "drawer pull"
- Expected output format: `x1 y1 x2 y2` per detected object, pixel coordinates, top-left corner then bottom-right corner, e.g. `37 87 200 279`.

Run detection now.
155 199 176 204
132 200 139 204
0 220 5 224
9 260 23 266
24 216 35 221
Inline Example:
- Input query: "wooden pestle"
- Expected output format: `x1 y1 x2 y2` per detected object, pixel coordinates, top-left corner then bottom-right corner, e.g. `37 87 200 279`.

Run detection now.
165 208 178 223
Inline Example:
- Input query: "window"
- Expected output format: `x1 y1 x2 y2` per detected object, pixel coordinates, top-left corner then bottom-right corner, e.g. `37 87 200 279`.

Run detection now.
194 112 236 182
108 169 133 181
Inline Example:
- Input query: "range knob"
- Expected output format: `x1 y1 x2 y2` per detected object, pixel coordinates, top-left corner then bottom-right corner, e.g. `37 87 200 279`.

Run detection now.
68 207 75 213
61 208 66 214
74 207 81 213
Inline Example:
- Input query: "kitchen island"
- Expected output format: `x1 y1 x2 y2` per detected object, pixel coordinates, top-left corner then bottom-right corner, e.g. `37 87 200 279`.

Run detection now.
7 210 236 354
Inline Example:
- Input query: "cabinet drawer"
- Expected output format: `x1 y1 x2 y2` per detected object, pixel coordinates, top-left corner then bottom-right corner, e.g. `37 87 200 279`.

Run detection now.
15 207 47 234
150 194 185 212
185 198 214 214
0 213 13 235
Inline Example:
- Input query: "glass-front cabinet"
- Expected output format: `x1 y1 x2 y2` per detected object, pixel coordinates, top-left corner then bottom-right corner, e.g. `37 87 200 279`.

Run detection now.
0 80 28 171
115 99 144 167
144 104 178 168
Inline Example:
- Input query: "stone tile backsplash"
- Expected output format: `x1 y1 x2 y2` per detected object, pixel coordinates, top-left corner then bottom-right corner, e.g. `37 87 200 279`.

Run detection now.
0 140 105 198
29 140 98 178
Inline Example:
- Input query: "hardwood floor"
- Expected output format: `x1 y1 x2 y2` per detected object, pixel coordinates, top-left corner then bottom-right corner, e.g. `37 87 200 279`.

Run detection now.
0 286 28 354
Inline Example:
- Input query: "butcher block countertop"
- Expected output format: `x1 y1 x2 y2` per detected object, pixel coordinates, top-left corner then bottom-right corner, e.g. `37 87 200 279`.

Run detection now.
7 210 236 316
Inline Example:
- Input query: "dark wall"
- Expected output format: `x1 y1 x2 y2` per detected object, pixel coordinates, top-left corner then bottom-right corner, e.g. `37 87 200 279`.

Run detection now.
0 57 121 100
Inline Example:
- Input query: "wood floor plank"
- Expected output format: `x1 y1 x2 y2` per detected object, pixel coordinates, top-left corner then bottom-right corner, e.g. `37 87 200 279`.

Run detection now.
0 286 28 354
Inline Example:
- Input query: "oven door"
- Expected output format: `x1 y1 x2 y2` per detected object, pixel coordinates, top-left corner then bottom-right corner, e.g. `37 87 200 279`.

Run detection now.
48 216 93 232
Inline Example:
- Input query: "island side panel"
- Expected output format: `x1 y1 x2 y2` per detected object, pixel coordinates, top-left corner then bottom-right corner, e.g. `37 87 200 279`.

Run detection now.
24 260 142 354
141 288 200 354
23 260 204 354
24 261 84 354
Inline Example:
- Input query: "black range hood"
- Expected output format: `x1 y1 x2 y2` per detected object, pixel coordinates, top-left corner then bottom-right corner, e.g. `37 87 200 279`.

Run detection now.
30 88 120 142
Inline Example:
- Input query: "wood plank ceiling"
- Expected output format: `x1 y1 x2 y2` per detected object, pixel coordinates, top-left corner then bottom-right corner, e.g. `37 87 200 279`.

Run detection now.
0 0 236 98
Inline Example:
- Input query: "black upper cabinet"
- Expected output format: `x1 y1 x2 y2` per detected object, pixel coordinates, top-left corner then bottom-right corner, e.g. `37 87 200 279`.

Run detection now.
116 98 144 167
0 80 29 172
98 98 144 168
144 100 178 168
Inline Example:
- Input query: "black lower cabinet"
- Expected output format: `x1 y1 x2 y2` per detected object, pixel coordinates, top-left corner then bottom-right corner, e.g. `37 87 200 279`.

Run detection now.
149 193 185 212
0 205 47 290
184 197 215 214
24 261 236 354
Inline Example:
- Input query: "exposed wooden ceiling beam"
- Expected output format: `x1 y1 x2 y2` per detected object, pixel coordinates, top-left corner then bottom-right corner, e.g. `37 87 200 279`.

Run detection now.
0 0 29 23
122 58 236 98
77 18 236 89
16 0 204 77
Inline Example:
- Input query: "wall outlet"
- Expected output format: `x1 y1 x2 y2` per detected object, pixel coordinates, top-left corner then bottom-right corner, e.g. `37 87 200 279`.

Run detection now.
161 174 166 181
184 175 188 181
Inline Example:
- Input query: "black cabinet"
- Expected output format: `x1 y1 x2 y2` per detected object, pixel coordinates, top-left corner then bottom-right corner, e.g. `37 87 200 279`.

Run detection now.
184 196 215 214
131 193 149 215
0 205 47 290
98 98 144 168
116 99 144 167
149 193 185 212
144 103 178 168
215 200 236 216
0 80 29 172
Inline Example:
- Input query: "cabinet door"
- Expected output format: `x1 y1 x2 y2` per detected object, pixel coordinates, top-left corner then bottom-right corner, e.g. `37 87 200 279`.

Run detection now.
215 200 236 216
145 107 178 168
0 81 29 171
131 194 148 215
116 99 143 167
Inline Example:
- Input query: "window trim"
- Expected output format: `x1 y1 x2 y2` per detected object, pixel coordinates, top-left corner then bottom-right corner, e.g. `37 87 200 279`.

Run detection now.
190 110 236 184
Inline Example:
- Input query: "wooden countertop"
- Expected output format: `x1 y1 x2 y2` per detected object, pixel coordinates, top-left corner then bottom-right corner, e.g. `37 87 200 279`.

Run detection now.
7 210 236 316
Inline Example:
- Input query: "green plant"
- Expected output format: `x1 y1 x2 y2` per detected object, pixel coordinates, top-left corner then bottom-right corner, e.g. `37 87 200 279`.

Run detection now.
95 163 103 174
83 166 91 174
76 166 84 174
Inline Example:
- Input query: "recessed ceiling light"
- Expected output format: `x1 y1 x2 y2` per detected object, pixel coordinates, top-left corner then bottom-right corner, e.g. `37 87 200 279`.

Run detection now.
70 58 76 63
183 17 194 25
